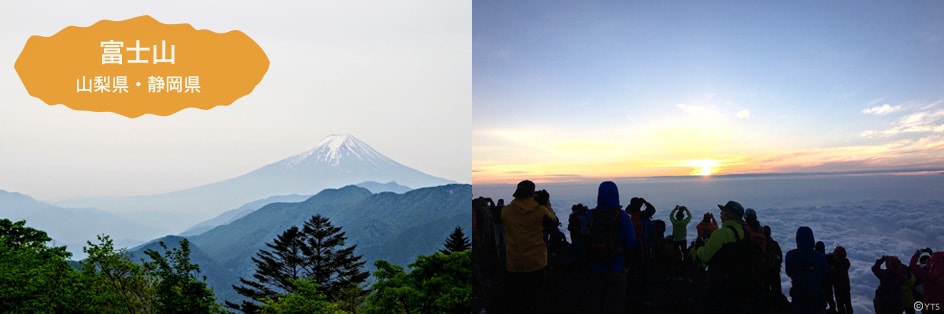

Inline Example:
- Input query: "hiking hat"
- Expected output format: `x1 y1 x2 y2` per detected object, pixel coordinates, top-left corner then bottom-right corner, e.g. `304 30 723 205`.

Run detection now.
512 180 536 198
717 200 745 219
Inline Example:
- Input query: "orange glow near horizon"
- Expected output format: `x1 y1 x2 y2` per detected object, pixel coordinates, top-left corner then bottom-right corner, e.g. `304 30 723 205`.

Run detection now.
686 159 719 176
471 158 764 185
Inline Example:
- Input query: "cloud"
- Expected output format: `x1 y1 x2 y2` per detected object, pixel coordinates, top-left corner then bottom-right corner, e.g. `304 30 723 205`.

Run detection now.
862 107 944 137
862 104 901 115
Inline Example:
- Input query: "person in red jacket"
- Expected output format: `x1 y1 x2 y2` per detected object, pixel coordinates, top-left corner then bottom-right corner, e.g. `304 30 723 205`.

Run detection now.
696 212 718 242
873 255 906 314
911 249 944 314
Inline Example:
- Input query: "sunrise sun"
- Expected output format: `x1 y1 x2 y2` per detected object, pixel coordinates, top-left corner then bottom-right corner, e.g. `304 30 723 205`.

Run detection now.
686 160 719 177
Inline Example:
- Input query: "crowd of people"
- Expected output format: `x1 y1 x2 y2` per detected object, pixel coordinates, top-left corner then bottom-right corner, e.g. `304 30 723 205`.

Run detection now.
471 180 944 314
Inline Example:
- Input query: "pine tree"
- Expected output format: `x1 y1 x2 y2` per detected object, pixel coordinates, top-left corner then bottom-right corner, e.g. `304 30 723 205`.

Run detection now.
439 226 471 254
227 226 308 313
301 215 369 300
228 214 369 313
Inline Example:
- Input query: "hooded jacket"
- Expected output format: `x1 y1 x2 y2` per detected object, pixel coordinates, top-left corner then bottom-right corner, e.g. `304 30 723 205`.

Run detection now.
586 181 637 273
501 197 558 272
785 226 827 314
911 251 944 304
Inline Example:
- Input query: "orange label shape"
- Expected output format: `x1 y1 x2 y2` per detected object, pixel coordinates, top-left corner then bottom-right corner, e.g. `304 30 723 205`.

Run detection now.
14 15 269 118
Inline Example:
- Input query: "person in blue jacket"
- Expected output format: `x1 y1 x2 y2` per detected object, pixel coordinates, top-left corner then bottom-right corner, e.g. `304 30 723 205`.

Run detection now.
785 226 828 314
584 181 637 313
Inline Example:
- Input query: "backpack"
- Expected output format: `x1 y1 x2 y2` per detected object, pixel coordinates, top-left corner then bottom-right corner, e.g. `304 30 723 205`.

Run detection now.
586 208 623 264
709 225 766 300
545 228 574 269
744 223 768 254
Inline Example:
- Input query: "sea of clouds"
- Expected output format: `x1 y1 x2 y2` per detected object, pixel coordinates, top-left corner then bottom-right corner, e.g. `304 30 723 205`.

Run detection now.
474 173 944 314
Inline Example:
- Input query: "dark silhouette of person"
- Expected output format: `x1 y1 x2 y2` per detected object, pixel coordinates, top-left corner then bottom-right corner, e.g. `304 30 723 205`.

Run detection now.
872 255 906 314
585 181 637 314
567 203 589 262
785 226 827 314
764 225 786 306
816 241 837 312
832 246 853 314
625 197 655 305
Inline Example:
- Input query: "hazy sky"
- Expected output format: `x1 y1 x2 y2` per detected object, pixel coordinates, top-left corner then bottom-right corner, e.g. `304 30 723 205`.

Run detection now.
1 0 470 201
473 1 944 184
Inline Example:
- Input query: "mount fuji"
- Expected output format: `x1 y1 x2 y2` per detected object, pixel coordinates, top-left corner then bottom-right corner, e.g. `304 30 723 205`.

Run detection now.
237 134 452 192
56 134 455 246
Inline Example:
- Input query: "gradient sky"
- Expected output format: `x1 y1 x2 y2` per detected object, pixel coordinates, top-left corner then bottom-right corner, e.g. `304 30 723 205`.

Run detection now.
1 0 470 201
473 1 944 184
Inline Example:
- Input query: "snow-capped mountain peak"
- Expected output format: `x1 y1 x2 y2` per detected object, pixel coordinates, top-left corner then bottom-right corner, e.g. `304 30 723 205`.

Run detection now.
280 134 393 168
320 134 352 153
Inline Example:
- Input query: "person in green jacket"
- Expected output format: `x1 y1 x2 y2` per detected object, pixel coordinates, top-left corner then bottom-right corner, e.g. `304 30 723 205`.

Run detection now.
669 205 692 260
695 200 747 314
903 267 917 314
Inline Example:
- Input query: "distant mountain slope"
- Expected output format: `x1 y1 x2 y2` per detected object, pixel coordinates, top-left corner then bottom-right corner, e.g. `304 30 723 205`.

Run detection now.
190 185 374 272
56 134 455 243
354 181 413 194
179 194 312 237
0 189 158 259
181 184 470 304
179 180 413 237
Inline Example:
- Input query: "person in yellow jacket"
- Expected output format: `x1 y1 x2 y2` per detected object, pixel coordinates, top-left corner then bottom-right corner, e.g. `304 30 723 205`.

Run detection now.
499 180 558 313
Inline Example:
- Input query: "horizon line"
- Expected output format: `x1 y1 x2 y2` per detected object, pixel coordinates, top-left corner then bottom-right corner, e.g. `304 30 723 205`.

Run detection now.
473 167 944 186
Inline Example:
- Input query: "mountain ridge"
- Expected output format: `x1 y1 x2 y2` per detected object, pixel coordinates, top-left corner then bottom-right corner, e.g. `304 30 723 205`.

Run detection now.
52 134 455 247
176 183 471 304
0 189 158 259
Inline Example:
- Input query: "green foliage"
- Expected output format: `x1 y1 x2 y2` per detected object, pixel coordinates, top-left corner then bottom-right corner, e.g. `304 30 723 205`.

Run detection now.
336 282 369 314
366 249 471 314
81 234 157 313
188 184 470 303
300 215 369 299
143 239 225 314
228 225 309 313
439 226 471 255
260 278 348 314
0 219 84 313
0 218 70 259
229 214 369 313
